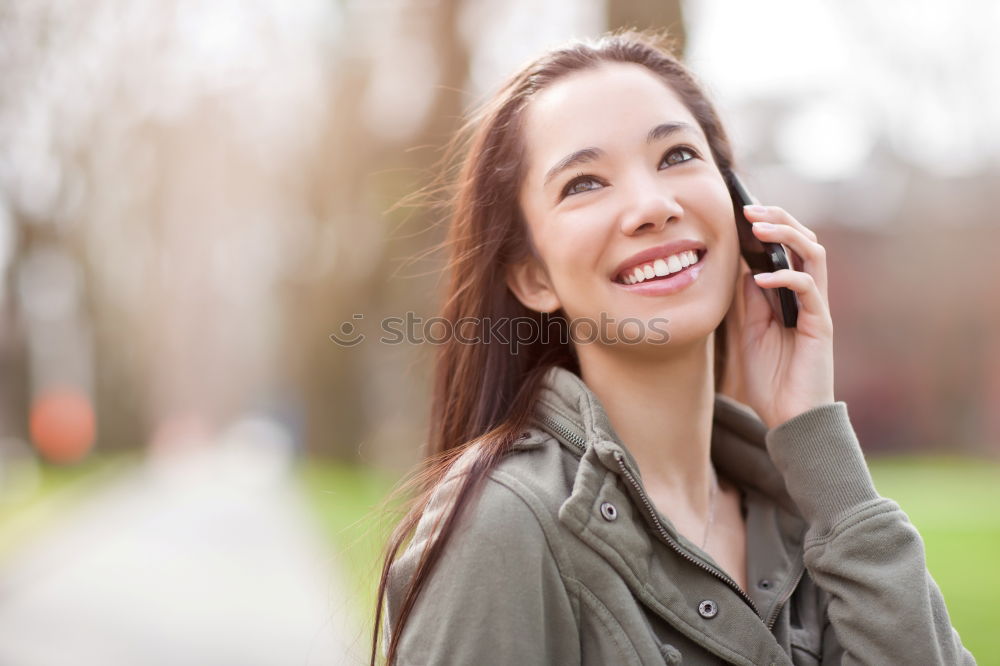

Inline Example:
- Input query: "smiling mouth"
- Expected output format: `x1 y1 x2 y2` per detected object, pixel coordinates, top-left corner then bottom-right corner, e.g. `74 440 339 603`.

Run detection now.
614 249 706 285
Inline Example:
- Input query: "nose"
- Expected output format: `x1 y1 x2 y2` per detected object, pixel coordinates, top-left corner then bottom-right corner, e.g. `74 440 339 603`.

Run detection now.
618 174 683 236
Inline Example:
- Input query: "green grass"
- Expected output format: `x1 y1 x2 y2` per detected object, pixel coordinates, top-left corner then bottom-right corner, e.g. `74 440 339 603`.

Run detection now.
296 459 400 641
299 456 998 663
868 455 1000 664
0 453 136 561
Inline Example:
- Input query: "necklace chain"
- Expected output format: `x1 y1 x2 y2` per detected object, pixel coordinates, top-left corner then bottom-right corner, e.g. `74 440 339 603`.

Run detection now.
699 466 718 551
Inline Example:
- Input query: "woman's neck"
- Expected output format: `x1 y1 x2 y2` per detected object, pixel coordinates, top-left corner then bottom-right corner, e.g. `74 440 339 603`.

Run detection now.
577 332 717 512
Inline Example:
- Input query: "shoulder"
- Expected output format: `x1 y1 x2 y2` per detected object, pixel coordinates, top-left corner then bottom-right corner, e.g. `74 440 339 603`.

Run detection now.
387 436 572 626
391 429 578 586
490 427 579 516
436 428 576 545
384 431 582 657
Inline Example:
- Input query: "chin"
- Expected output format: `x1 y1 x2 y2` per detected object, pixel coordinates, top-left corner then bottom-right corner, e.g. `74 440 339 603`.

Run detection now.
646 300 728 346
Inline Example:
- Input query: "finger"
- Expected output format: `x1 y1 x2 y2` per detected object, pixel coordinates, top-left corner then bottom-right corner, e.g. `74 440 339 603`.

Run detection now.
750 222 828 300
744 204 821 282
753 269 832 330
788 246 805 273
743 205 818 243
750 221 824 265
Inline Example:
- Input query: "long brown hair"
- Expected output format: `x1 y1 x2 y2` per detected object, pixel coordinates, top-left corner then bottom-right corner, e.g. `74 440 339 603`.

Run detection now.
371 28 737 665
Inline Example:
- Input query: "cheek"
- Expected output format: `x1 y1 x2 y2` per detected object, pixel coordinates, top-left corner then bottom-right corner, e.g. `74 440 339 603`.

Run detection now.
702 188 739 255
715 219 742 292
537 210 608 278
720 214 739 260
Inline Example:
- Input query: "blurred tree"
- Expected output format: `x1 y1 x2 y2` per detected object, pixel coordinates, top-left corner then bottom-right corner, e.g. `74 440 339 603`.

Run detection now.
0 214 30 451
292 0 468 462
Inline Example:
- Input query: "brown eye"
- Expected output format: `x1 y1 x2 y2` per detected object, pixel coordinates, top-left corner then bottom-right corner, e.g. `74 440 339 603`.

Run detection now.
660 146 697 168
562 175 604 198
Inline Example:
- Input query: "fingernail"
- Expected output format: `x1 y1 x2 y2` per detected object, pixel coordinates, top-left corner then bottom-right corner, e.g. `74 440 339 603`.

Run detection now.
753 272 771 281
744 205 767 215
752 222 773 231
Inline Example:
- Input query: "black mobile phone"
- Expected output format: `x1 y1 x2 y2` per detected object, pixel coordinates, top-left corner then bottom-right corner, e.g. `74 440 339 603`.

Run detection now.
724 170 798 328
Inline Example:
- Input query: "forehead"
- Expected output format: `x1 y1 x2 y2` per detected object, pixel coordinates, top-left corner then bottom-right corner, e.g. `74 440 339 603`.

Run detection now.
521 62 705 177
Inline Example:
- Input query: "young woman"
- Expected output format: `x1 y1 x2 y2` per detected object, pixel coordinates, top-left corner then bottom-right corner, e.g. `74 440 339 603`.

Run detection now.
371 30 974 665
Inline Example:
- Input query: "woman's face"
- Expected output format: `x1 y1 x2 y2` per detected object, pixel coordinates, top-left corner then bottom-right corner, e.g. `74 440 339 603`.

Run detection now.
510 62 741 351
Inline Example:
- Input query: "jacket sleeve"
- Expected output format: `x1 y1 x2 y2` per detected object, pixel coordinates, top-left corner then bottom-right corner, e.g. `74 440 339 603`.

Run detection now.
764 402 976 665
384 471 580 666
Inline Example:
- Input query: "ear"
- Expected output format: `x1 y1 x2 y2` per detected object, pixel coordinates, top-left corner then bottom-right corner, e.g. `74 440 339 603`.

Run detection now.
506 254 562 314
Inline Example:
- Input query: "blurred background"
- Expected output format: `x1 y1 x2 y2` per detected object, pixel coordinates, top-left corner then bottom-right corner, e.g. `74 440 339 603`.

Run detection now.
0 0 997 664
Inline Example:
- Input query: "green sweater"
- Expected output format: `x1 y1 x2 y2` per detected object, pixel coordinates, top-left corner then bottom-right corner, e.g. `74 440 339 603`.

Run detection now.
386 365 975 664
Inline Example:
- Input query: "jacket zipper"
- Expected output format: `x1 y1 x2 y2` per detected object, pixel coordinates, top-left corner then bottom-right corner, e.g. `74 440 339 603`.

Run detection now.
614 454 762 619
539 412 809 630
537 413 762 618
537 414 587 454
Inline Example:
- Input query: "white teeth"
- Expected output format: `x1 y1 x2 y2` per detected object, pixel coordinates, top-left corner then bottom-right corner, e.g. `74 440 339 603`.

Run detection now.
619 249 701 284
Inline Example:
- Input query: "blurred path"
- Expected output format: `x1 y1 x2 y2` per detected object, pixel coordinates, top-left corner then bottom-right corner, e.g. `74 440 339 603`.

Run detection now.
0 444 356 666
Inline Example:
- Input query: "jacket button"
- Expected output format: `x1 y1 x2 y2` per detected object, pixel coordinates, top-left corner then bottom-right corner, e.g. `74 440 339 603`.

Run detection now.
698 599 718 618
518 431 530 439
599 501 618 521
758 579 773 590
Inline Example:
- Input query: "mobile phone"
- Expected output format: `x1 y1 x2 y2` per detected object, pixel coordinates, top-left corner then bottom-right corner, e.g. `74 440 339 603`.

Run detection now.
724 170 799 328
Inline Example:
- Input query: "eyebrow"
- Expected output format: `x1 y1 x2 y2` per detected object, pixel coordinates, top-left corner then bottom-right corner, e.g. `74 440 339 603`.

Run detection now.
542 121 699 187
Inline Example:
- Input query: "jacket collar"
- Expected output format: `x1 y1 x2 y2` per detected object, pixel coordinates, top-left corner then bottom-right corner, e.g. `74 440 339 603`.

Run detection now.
530 364 801 517
528 365 807 660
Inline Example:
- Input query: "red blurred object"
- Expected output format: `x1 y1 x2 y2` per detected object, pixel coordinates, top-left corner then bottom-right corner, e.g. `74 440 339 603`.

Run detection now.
29 388 96 463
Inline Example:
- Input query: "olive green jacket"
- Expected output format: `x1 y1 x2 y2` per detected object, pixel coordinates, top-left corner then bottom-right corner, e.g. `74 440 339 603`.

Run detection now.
385 366 975 664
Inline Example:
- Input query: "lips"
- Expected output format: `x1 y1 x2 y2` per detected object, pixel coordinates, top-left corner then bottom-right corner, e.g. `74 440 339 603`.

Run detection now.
610 239 708 284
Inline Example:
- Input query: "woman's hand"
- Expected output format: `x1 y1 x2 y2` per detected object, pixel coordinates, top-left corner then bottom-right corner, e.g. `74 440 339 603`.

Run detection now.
722 204 835 430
